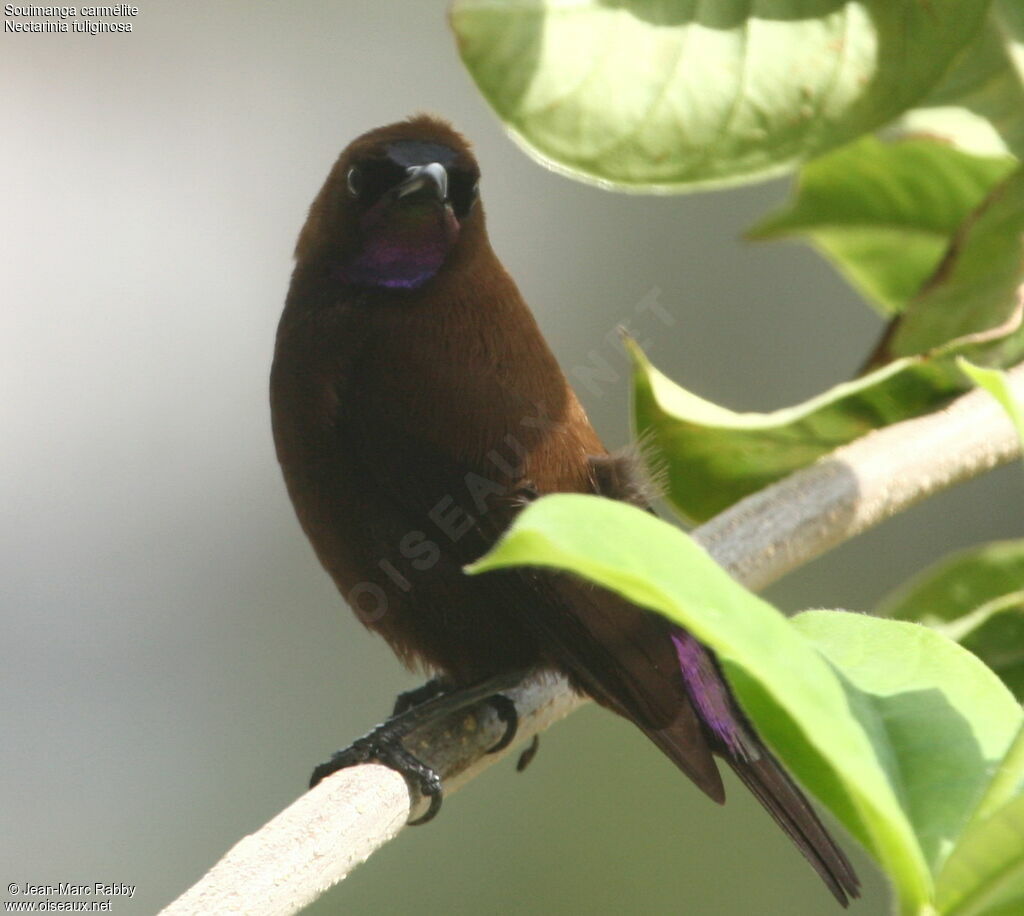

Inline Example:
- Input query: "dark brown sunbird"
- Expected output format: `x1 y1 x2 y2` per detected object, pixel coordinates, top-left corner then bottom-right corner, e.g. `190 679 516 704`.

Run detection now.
270 115 859 906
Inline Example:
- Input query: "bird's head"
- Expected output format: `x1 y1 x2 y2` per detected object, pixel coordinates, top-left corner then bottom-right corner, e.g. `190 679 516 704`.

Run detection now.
296 115 483 291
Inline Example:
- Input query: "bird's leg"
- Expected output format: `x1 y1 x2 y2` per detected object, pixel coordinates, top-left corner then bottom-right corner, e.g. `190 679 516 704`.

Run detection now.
391 677 452 716
309 669 528 824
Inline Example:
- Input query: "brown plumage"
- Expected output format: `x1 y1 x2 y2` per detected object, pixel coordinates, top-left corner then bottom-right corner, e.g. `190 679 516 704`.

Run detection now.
270 115 859 905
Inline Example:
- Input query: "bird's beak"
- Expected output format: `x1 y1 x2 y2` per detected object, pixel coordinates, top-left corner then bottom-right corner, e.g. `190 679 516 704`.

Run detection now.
397 162 448 203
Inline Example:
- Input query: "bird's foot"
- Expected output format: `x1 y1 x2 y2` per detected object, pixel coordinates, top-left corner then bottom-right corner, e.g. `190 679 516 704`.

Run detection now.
309 669 528 825
309 724 444 824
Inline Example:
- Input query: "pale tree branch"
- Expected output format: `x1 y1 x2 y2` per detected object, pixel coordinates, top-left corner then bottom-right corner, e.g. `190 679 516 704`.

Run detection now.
161 363 1024 916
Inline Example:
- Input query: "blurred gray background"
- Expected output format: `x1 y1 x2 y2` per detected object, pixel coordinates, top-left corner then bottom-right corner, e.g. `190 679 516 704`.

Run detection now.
3 2 1020 914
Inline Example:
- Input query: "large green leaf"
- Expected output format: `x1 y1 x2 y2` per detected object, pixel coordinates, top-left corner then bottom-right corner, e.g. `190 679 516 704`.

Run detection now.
470 494 1024 912
878 540 1024 702
749 137 1015 316
450 0 991 191
631 343 967 523
896 3 1024 159
794 611 1022 873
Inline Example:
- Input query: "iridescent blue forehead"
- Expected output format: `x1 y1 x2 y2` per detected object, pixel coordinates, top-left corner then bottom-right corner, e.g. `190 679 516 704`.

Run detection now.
384 140 459 168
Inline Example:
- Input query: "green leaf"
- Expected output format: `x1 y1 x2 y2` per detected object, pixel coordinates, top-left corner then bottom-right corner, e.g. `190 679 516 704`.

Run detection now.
878 540 1024 703
793 611 1023 874
958 357 1024 447
631 341 967 523
890 165 1024 361
450 0 990 191
895 4 1024 159
468 494 930 906
879 540 1024 628
470 494 1024 911
632 163 1024 525
749 137 1015 316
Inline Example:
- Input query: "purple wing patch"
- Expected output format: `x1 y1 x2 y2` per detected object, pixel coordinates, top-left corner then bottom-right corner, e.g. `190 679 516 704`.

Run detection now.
671 630 756 761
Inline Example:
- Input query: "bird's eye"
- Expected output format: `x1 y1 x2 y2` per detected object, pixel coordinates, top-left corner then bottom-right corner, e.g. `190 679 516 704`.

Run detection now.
346 167 362 197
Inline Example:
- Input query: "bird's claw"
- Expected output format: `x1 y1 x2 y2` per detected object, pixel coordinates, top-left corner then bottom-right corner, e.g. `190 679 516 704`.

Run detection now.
309 736 372 787
484 694 518 753
309 728 445 825
517 734 540 772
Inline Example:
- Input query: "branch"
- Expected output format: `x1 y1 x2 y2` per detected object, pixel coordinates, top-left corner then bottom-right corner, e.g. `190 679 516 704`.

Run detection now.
161 673 584 916
161 363 1024 916
697 361 1024 590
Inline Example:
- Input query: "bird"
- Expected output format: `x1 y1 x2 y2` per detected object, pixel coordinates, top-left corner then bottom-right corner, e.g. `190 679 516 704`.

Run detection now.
270 114 859 906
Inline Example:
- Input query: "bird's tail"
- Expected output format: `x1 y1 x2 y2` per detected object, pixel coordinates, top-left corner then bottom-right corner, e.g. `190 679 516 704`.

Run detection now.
668 629 860 906
726 744 860 907
644 707 859 907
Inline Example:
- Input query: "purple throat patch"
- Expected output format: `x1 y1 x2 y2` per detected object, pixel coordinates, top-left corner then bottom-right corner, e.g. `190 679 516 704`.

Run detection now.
344 200 459 290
